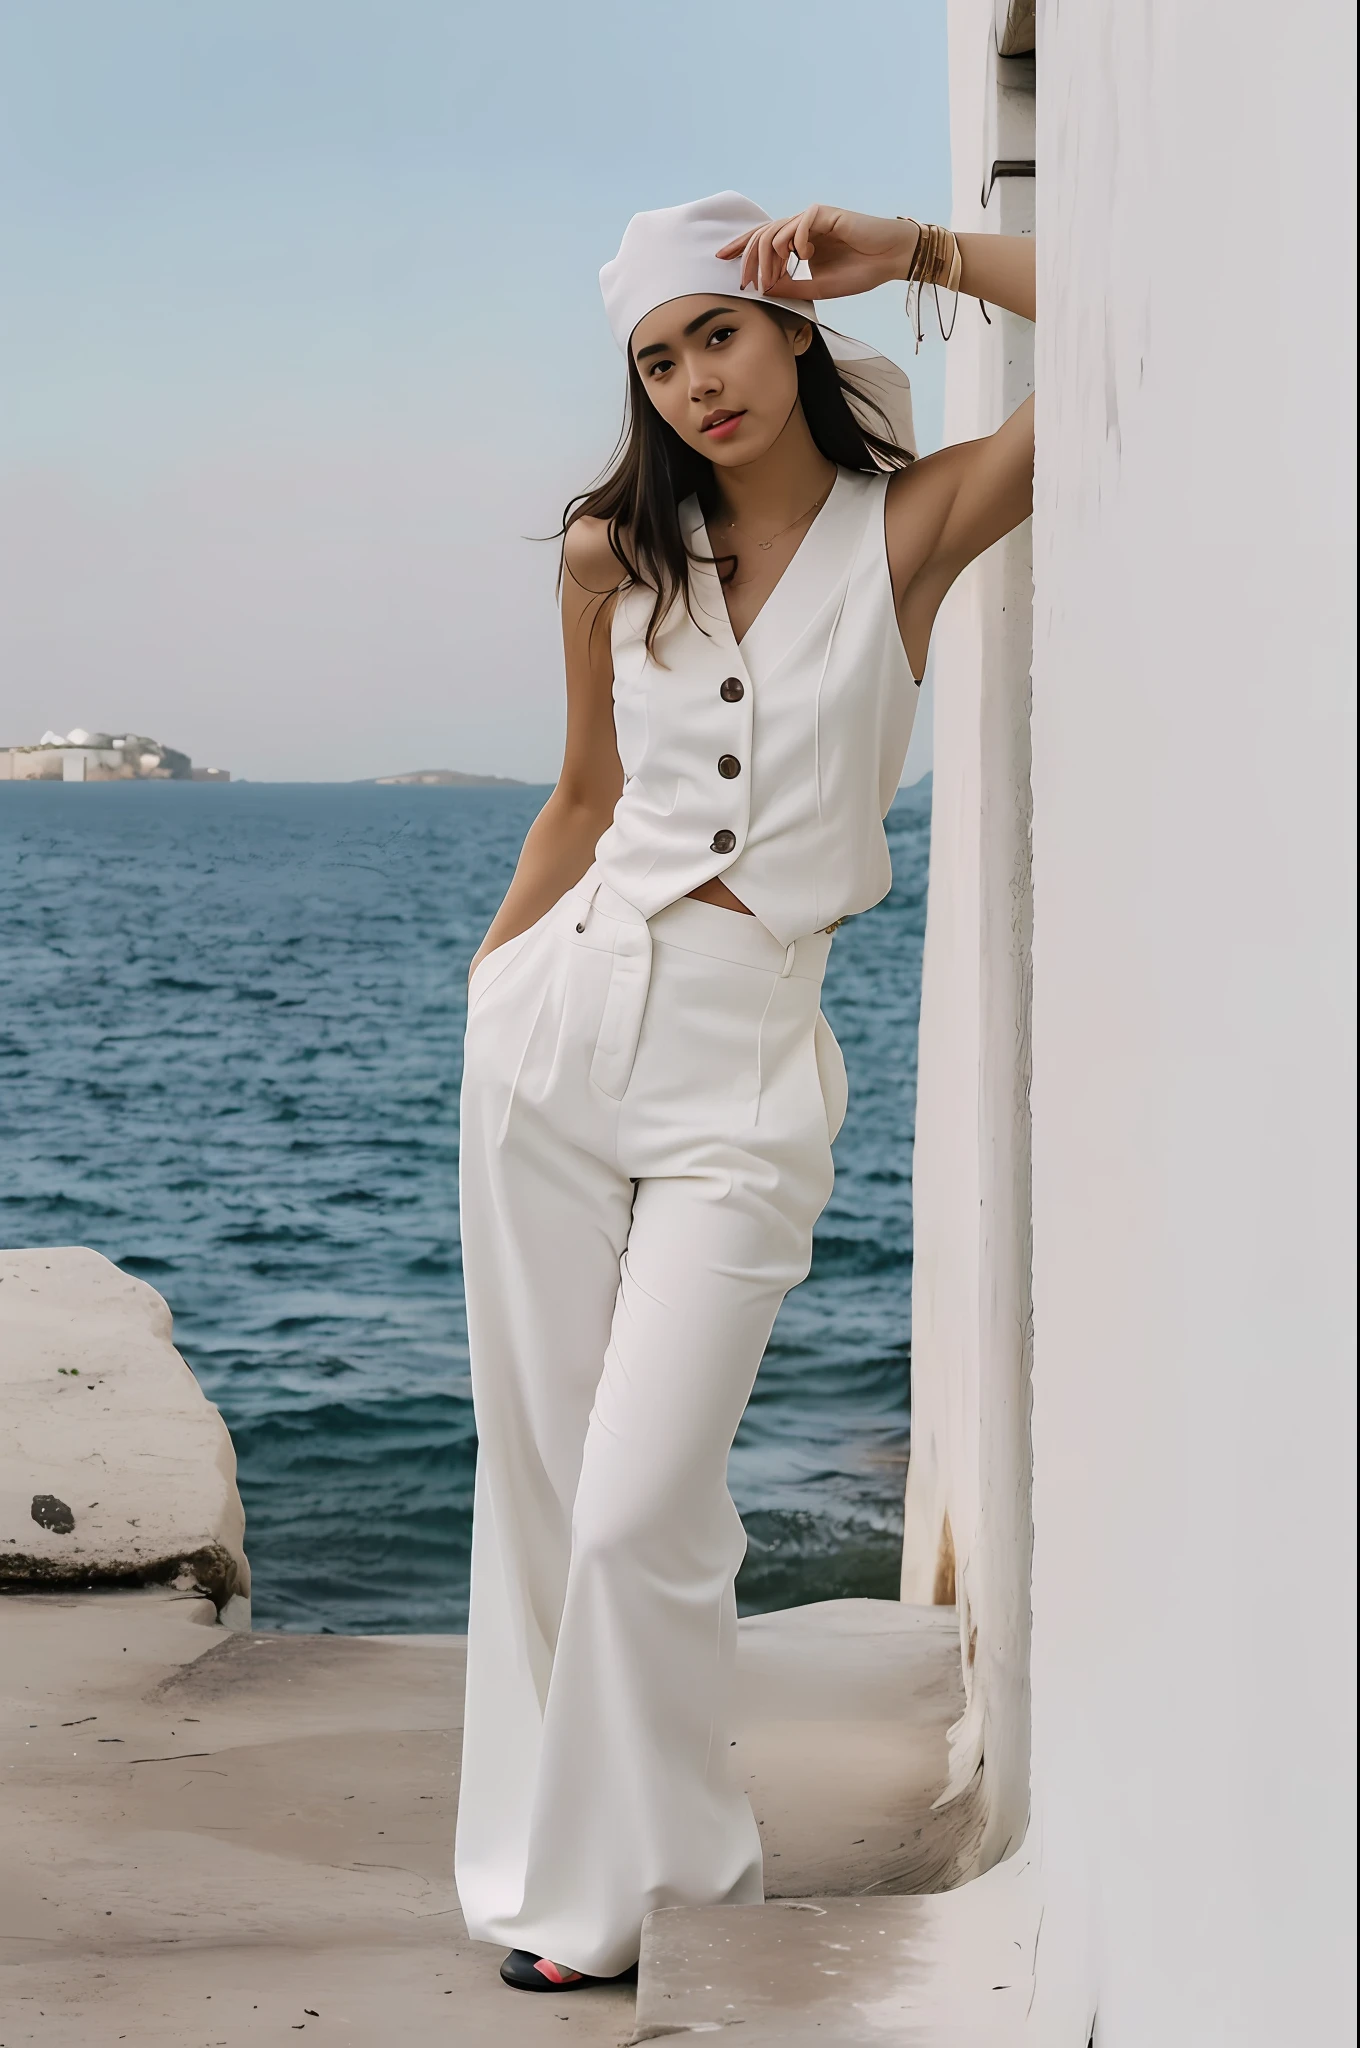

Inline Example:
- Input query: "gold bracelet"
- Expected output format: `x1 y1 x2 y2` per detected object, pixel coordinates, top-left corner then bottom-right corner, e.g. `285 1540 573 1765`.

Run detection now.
908 220 961 289
897 217 964 348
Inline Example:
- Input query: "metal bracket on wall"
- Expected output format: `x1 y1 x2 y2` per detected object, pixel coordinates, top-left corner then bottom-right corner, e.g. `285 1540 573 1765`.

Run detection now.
994 0 1036 57
982 159 1036 209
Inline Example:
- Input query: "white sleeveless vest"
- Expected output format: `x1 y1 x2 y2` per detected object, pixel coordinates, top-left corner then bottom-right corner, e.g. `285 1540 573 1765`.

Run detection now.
593 467 920 947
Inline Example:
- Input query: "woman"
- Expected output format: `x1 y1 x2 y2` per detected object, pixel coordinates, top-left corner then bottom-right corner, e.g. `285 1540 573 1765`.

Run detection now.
455 192 1035 1992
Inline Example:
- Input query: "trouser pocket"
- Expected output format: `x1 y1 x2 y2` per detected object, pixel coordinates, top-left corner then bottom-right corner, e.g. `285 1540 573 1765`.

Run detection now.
814 1010 848 1143
466 898 564 1019
467 929 533 1016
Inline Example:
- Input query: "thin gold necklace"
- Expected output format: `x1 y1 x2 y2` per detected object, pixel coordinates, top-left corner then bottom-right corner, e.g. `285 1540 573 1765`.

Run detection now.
715 474 836 552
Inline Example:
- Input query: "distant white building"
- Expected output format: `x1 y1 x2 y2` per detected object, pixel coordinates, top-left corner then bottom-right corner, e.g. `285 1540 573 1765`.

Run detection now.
0 728 228 782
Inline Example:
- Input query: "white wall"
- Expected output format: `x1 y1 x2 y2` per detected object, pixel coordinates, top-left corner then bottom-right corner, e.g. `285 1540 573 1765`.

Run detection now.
901 1 1036 1880
907 1 1355 2037
1025 2 1356 2041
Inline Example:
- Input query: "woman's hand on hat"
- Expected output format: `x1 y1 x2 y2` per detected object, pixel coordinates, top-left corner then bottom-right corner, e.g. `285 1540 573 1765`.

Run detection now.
716 206 918 302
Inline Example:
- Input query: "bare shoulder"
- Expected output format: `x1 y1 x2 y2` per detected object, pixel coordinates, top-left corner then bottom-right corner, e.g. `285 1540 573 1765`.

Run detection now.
562 514 627 598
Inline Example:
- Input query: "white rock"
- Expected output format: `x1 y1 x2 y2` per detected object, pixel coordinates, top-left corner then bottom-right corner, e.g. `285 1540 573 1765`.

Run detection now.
0 1248 249 1611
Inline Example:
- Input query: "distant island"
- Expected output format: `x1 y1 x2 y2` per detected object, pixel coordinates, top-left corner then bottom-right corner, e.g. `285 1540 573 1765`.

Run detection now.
359 770 528 787
1 728 229 783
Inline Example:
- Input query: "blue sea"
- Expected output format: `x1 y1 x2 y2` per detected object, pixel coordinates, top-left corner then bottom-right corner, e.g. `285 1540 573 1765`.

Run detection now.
0 780 930 1633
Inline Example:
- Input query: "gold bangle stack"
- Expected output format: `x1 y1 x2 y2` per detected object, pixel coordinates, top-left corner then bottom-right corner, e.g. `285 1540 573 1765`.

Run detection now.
897 217 964 350
903 218 963 292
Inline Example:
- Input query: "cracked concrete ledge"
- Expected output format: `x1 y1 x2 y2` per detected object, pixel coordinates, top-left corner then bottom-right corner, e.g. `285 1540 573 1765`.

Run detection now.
0 1248 249 1617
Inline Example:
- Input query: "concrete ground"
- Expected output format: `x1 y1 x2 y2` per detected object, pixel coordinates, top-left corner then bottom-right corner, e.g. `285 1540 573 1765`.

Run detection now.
0 1591 633 2047
0 1590 973 2047
632 1881 1042 2046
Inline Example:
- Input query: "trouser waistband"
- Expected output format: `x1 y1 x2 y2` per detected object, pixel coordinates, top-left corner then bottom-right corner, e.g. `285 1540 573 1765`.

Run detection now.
565 870 833 1100
571 871 834 984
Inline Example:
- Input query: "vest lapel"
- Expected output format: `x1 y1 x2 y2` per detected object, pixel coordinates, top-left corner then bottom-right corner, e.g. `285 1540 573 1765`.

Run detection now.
738 472 876 682
681 495 732 646
681 473 877 685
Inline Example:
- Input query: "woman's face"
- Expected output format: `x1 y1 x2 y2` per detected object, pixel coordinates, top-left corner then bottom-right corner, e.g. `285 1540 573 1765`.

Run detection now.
629 295 812 466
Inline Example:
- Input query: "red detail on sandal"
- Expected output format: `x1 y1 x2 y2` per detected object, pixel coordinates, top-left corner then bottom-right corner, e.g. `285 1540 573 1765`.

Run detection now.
533 1960 584 1985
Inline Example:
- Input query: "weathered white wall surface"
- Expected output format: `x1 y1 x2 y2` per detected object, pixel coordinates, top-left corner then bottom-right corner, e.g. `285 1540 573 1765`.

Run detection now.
1022 1 1356 2041
901 0 1035 1880
902 0 1354 2037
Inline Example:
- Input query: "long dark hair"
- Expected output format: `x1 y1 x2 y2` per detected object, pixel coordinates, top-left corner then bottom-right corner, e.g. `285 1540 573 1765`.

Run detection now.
560 310 913 655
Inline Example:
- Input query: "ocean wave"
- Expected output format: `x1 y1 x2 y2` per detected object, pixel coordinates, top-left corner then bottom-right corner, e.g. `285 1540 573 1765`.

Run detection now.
808 1233 910 1278
228 1392 474 1442
737 1509 906 1612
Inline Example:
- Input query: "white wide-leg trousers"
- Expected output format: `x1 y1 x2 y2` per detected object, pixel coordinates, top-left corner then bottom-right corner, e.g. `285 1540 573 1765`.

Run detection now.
453 872 847 1976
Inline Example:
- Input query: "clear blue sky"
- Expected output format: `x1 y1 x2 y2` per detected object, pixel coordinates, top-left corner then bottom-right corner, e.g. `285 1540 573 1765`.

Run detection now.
0 1 948 782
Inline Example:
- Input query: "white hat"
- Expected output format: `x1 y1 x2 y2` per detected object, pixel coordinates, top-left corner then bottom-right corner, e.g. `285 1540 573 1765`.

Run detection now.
600 190 916 457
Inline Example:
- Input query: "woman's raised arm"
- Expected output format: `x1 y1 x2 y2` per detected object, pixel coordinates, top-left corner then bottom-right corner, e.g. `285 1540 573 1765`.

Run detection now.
718 206 1034 322
717 206 1035 677
883 387 1035 680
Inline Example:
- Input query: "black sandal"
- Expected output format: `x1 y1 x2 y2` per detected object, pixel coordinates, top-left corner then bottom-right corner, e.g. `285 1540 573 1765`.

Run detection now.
499 1949 638 1992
